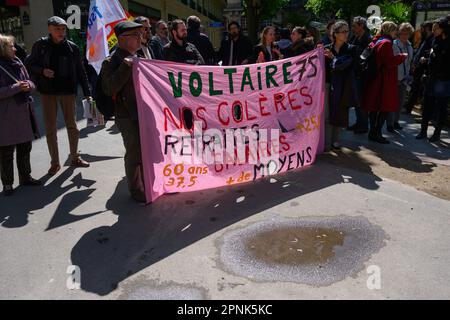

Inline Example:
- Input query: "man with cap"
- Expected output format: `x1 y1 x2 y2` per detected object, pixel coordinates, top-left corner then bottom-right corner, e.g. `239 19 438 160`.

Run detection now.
25 16 92 176
100 21 146 202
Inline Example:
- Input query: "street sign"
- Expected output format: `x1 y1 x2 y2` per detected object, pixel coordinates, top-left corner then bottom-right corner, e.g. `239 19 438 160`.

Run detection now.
209 21 223 28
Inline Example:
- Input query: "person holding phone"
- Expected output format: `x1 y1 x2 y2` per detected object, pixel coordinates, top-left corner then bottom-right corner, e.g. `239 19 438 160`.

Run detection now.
362 21 408 144
251 26 283 63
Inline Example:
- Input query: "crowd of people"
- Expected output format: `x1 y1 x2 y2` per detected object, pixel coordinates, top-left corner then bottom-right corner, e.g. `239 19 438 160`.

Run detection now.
322 16 450 150
0 13 449 201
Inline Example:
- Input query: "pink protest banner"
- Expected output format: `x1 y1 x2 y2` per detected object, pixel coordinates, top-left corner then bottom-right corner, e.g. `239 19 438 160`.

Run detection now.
133 48 325 203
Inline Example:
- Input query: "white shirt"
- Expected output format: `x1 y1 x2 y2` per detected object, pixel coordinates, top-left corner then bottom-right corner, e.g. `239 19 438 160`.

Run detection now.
228 40 234 66
265 45 273 61
141 44 153 60
393 39 413 81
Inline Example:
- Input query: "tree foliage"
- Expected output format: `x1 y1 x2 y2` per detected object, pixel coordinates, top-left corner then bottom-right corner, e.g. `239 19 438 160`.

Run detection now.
305 0 372 20
282 11 311 27
242 0 290 19
379 1 411 24
242 0 290 41
305 0 412 22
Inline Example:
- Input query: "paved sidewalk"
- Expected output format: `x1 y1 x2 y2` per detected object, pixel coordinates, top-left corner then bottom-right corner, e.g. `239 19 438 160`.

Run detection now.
0 100 449 299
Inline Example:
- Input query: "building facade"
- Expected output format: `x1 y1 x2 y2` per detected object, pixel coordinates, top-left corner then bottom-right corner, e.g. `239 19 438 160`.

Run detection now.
0 0 226 53
223 0 244 29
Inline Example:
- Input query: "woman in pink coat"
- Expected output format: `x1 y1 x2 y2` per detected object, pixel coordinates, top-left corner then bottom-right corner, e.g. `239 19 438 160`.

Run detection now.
362 21 408 144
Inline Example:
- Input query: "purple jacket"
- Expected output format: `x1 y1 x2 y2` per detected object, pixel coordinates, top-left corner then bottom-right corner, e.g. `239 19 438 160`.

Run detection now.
0 57 39 147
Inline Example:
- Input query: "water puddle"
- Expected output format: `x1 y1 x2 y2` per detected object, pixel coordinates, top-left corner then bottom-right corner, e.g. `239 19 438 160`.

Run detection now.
217 215 388 286
245 227 345 265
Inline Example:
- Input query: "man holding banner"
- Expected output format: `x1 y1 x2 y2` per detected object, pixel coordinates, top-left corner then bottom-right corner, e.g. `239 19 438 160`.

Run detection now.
134 46 326 203
100 21 147 203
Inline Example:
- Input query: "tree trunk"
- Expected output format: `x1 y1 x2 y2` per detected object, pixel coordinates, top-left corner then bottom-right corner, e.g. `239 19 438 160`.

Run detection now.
246 3 258 44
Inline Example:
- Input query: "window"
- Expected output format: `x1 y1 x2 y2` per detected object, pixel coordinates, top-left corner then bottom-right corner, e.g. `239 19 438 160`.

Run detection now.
128 0 161 20
168 14 178 22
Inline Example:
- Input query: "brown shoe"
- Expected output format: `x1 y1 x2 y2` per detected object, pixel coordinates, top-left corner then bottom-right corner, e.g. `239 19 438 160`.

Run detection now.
48 164 61 176
70 157 90 168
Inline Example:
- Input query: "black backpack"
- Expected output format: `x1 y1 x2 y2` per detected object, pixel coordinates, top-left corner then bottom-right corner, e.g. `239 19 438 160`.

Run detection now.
94 70 115 122
93 52 121 122
359 37 387 80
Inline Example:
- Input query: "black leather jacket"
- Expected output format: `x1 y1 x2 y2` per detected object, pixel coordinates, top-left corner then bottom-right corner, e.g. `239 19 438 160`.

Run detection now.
25 35 91 96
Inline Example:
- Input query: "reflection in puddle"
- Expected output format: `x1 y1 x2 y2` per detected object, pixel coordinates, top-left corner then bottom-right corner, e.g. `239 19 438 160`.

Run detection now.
245 227 345 265
217 215 388 286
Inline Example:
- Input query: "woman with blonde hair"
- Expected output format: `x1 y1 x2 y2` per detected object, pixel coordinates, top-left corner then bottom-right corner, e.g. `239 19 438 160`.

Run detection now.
362 21 408 144
251 26 283 63
0 34 41 196
387 22 414 132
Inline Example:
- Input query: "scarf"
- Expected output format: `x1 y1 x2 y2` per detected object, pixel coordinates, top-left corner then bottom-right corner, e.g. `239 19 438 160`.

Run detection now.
0 57 32 105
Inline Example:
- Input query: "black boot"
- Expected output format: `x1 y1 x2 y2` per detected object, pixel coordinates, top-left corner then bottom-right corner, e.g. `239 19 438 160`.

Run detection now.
394 122 403 130
403 103 413 115
368 112 378 140
416 125 428 140
387 125 396 133
378 112 390 143
369 112 389 144
429 128 441 142
3 185 14 196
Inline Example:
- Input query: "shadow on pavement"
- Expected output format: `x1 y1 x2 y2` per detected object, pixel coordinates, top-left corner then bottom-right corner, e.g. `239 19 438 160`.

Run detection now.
79 126 105 139
70 159 382 296
0 153 120 230
0 167 85 229
343 142 437 174
341 113 450 173
106 123 120 135
62 154 121 167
